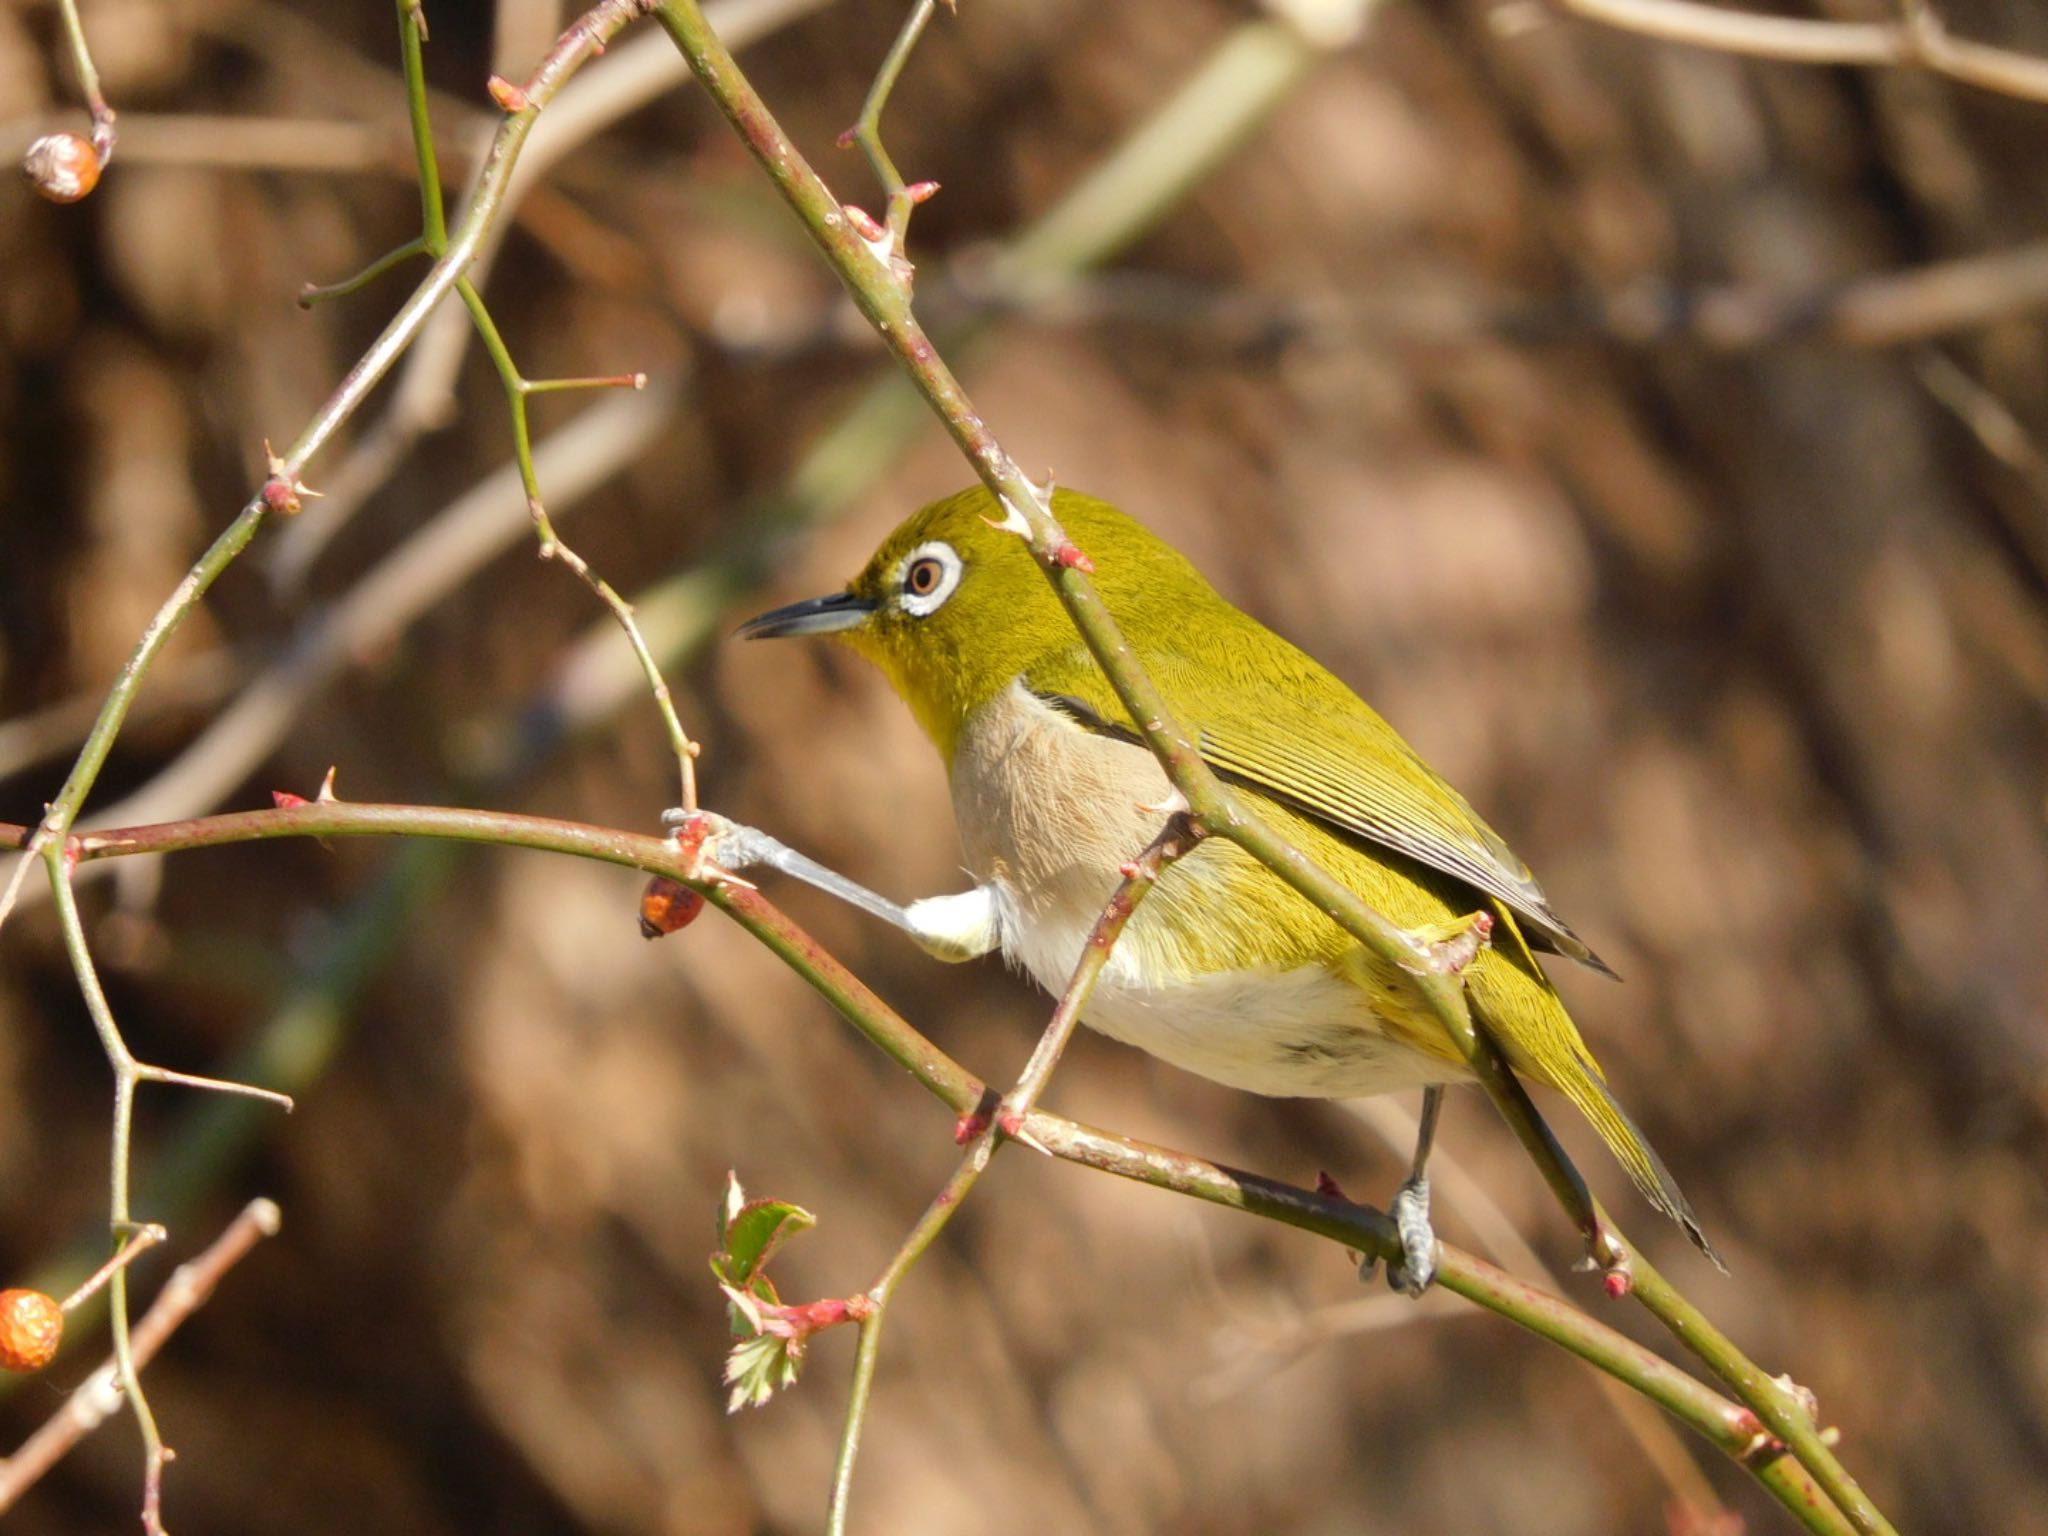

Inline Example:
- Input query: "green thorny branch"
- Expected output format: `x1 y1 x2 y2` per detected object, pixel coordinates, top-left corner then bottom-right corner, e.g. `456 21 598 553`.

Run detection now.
648 2 1898 1533
0 3 690 1528
9 800 1856 1531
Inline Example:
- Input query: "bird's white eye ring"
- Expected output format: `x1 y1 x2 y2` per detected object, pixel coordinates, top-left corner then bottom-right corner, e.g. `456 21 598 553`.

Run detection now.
898 541 963 617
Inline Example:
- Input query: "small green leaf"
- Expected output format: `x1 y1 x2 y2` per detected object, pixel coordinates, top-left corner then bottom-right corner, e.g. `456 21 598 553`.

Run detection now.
710 1173 821 1409
724 1331 802 1414
718 1195 815 1286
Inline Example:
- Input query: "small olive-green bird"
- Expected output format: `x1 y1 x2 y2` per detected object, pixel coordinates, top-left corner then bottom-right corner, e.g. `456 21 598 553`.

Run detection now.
733 486 1715 1286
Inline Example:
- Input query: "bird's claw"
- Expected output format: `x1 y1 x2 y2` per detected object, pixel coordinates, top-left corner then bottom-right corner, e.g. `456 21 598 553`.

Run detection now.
1386 1173 1438 1297
661 808 761 886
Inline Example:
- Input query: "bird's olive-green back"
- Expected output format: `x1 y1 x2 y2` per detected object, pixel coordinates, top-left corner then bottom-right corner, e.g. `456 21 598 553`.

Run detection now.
836 486 1606 972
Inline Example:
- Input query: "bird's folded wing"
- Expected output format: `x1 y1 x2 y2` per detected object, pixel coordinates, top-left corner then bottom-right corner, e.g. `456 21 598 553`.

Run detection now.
1027 645 1615 978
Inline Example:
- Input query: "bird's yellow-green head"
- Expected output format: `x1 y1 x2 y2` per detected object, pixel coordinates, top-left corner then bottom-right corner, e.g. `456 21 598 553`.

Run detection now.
737 487 1216 760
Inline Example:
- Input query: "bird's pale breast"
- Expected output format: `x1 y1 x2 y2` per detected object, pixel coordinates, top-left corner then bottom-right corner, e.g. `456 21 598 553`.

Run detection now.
949 682 1462 1098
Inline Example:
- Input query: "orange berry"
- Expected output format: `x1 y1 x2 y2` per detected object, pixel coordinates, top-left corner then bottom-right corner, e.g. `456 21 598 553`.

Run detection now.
0 1288 63 1372
21 133 102 203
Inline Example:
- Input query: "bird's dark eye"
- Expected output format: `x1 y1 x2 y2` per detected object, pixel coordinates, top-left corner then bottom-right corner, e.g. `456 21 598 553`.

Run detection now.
897 540 962 616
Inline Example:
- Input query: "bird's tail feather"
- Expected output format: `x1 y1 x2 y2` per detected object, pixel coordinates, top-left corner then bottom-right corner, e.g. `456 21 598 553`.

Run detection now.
1559 1063 1725 1270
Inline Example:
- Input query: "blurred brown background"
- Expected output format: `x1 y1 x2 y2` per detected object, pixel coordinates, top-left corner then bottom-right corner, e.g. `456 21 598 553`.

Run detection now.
3 0 2047 1530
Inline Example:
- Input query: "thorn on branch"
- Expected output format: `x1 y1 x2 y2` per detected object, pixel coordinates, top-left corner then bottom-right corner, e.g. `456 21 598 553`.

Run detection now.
1052 540 1095 574
487 74 531 113
1597 1241 1634 1297
259 440 322 516
842 202 888 248
1771 1372 1823 1426
261 478 304 515
133 1063 295 1112
841 203 913 287
992 1108 1053 1156
1730 1409 1786 1467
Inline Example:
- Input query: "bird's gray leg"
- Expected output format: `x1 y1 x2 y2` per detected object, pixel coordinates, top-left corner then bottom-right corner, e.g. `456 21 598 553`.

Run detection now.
663 810 997 962
1385 1085 1443 1297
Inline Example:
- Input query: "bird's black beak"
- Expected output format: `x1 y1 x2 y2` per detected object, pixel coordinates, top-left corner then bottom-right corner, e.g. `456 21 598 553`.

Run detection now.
735 590 876 640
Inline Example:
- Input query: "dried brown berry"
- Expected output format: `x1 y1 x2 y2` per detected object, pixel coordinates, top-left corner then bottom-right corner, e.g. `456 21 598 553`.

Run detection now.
21 133 102 204
0 1288 63 1373
639 875 704 938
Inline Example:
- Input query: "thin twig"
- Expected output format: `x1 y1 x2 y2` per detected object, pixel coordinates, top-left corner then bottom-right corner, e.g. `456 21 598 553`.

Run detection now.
6 799 1851 1534
1 0 653 946
840 0 942 248
1915 349 2048 590
299 236 430 307
531 4 1358 754
450 277 700 809
5 5 661 1526
382 0 702 815
58 1226 167 1315
54 0 117 163
1548 0 2048 104
0 1201 283 1517
43 857 291 1534
28 387 672 894
826 813 1199 1533
264 0 837 588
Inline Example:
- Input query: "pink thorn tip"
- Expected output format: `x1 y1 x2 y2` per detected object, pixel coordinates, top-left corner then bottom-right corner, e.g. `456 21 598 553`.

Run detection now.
1053 541 1095 573
954 1109 990 1145
905 180 940 204
487 75 530 113
1315 1171 1350 1201
843 204 887 242
835 127 858 149
271 791 309 809
1603 1270 1633 1299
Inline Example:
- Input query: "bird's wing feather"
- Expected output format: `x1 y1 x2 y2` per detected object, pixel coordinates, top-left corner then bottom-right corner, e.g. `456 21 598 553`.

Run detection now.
1026 642 1615 978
